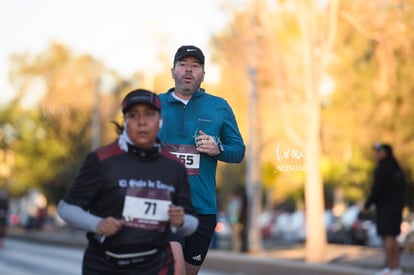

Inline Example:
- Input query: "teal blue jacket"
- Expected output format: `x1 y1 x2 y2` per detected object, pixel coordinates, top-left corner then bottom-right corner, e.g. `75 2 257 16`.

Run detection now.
158 88 245 214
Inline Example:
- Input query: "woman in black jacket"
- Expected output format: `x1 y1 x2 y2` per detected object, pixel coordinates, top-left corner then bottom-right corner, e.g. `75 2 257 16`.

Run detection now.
58 89 198 275
364 143 405 275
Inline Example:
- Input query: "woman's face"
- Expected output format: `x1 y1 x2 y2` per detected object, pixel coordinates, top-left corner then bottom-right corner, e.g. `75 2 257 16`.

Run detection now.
124 104 161 148
374 150 386 161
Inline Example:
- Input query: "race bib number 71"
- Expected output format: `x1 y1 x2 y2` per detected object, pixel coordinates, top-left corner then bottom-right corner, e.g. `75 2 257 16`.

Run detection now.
122 188 171 230
123 196 170 221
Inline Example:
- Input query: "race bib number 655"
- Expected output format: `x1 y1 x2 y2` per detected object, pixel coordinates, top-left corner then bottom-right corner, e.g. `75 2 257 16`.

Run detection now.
164 144 200 175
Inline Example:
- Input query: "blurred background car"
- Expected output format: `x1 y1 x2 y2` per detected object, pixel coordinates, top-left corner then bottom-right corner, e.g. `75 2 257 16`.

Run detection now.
326 204 383 247
326 204 361 245
348 210 381 246
258 209 334 247
270 210 306 244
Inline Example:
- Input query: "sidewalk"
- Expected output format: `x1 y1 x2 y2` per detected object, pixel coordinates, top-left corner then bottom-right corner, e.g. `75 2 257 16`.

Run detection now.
262 243 414 274
6 225 414 275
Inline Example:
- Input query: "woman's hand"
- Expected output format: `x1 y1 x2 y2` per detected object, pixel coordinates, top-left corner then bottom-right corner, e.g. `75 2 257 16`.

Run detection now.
96 217 123 236
168 205 184 227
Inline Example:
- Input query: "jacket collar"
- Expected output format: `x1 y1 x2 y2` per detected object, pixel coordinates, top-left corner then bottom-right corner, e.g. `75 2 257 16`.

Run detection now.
166 88 205 102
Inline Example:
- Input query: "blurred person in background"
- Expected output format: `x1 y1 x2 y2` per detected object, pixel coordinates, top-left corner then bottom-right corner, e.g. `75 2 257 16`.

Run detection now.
58 89 198 275
226 185 248 252
363 143 406 275
0 190 9 248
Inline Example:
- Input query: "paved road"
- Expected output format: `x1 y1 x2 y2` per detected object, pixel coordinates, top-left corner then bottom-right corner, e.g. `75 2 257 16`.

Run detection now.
0 238 373 275
0 239 230 275
5 226 414 275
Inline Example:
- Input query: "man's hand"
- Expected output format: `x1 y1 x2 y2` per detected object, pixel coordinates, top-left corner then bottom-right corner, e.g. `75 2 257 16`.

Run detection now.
195 130 220 156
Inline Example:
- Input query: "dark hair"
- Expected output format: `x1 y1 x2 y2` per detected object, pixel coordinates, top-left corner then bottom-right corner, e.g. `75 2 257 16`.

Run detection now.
111 120 124 136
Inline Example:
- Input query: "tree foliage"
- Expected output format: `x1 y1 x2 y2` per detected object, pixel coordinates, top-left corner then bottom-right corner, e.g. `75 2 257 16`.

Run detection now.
4 43 129 203
2 0 414 252
324 0 414 208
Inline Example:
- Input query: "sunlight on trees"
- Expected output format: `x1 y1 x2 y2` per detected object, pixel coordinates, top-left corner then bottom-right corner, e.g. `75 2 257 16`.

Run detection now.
1 0 413 261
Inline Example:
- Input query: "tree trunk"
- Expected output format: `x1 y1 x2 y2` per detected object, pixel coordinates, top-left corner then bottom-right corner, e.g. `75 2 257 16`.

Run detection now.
246 66 263 253
298 0 328 262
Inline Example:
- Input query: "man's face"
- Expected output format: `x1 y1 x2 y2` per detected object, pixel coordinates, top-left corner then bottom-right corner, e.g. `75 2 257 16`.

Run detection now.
171 56 205 99
124 104 161 148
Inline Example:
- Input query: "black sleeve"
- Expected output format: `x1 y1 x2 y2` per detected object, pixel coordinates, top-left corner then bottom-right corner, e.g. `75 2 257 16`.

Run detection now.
173 165 197 217
364 163 389 209
63 152 103 209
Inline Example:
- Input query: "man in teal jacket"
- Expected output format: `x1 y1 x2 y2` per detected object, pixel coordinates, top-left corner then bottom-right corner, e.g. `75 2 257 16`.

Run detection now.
158 45 245 275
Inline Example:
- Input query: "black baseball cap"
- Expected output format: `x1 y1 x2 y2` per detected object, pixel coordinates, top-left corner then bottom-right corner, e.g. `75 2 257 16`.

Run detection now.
122 89 161 113
173 45 205 65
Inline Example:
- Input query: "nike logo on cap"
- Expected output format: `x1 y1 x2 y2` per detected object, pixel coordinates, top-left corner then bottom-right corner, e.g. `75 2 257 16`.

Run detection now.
186 48 197 52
